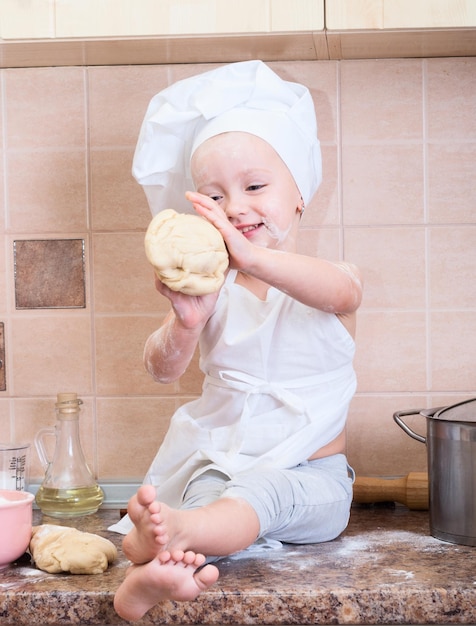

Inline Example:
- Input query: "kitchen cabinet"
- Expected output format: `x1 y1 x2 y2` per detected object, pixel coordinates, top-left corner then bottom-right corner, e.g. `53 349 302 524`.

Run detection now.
0 0 475 68
326 0 476 29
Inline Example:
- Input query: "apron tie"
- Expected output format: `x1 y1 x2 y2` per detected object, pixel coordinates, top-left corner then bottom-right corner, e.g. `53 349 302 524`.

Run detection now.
205 369 307 457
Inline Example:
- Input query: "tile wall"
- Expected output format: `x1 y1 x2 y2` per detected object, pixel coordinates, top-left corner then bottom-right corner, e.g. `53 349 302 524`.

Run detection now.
0 58 475 494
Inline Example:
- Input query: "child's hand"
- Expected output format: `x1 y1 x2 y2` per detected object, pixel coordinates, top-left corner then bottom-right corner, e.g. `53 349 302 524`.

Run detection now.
185 191 254 271
154 275 219 330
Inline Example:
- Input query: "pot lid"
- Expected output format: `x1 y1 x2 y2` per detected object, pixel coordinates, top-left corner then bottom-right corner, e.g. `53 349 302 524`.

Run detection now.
432 397 476 423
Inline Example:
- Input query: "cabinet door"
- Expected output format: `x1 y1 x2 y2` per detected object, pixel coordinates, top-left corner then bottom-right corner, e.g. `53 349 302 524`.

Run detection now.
326 0 476 30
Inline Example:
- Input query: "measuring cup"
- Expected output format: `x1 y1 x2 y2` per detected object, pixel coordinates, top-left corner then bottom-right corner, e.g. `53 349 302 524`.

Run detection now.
0 443 30 491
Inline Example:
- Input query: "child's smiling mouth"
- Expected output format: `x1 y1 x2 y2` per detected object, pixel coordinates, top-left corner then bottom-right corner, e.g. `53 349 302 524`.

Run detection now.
239 223 262 236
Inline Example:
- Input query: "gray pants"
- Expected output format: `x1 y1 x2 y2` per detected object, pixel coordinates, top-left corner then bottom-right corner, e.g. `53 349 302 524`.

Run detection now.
182 453 354 546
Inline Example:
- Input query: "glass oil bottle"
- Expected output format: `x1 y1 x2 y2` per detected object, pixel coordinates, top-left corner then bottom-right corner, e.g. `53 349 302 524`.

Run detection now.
35 393 104 517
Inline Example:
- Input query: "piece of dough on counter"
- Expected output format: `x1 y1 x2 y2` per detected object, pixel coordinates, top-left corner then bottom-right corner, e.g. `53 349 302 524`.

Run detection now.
145 208 229 295
30 524 117 575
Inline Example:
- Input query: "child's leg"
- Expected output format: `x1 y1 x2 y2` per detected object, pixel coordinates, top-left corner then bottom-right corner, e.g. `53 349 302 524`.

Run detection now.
224 455 353 544
155 494 260 556
114 549 219 622
124 484 260 560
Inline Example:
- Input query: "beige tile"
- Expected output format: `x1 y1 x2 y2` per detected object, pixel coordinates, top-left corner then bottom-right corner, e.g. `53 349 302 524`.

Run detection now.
176 348 204 395
6 150 87 233
0 235 7 316
11 315 93 396
345 227 427 309
342 144 424 225
428 143 476 224
90 149 151 232
430 226 476 309
427 58 476 142
341 59 423 142
94 315 175 396
297 226 341 262
97 396 176 479
354 311 427 392
168 63 223 86
12 397 55 481
346 394 428 477
428 394 475 412
0 321 8 392
431 311 476 391
0 398 12 443
14 396 96 482
87 65 169 148
92 232 168 314
304 144 340 227
0 160 3 222
4 67 86 150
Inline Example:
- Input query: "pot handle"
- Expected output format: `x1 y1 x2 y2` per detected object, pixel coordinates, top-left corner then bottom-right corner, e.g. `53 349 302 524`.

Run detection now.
393 409 426 444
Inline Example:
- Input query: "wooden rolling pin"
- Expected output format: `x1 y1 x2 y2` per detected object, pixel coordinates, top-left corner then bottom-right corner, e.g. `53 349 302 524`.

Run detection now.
353 472 428 510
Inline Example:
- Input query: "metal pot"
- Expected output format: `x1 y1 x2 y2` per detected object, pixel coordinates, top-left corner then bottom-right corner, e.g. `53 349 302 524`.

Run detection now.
394 398 476 547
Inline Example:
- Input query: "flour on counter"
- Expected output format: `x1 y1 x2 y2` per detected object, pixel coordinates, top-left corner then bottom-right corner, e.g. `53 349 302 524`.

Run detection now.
387 568 415 580
0 566 54 589
336 530 449 557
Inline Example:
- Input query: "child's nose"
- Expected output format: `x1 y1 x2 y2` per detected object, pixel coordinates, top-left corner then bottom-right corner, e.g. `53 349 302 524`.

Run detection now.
223 197 248 219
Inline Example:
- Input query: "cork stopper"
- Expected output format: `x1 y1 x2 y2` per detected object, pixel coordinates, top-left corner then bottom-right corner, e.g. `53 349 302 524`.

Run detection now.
55 392 83 417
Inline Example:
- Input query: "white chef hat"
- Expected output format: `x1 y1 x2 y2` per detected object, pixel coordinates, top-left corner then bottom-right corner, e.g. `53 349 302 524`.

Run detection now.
132 60 322 215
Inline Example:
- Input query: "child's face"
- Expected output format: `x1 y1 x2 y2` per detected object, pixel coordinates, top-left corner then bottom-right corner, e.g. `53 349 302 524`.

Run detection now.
191 132 303 250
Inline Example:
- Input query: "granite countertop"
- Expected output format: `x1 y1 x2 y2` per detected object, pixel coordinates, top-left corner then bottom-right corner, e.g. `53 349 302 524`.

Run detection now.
1 504 475 625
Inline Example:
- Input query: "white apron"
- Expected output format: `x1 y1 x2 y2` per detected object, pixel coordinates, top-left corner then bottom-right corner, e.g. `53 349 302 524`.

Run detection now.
109 270 356 534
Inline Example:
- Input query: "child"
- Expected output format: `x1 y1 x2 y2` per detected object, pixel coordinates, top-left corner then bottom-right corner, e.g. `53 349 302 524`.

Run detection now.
111 60 362 622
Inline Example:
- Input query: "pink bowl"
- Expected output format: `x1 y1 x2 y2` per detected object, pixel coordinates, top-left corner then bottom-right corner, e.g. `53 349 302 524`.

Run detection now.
0 489 34 569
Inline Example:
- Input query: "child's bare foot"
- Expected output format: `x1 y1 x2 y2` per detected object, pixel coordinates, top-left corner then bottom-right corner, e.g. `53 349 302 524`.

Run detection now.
114 549 220 622
122 485 170 564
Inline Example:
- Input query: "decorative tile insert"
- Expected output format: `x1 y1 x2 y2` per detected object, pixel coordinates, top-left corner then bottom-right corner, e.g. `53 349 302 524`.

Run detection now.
14 239 86 309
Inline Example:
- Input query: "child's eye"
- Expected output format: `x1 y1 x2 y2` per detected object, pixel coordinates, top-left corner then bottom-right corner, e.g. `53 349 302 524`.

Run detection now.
210 194 223 202
247 184 265 192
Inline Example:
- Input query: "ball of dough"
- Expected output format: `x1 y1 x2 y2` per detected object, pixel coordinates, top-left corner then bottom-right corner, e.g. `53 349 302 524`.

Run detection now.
30 524 117 575
144 209 229 296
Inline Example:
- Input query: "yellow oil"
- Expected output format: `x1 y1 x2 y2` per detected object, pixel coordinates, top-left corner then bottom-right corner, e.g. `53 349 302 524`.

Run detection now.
35 484 104 518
